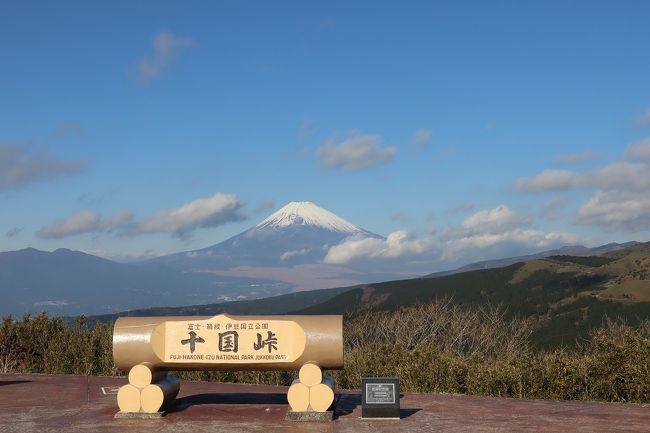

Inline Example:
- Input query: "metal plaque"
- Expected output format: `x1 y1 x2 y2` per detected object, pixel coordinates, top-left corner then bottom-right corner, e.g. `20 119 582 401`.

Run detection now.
365 383 396 404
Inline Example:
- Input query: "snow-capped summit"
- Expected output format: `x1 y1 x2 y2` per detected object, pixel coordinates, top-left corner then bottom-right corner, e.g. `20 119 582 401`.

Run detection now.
152 200 382 269
255 201 364 234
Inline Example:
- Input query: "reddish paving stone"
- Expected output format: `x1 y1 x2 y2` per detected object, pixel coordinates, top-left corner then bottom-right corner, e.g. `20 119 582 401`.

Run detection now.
0 374 648 432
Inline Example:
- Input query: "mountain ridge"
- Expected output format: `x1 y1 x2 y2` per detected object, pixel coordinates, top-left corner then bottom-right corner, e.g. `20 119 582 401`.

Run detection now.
2 240 643 318
423 241 640 278
149 201 383 272
85 241 650 349
0 247 290 317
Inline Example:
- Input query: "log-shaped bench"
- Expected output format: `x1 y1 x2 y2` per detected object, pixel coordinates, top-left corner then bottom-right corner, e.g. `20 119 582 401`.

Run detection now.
113 314 343 417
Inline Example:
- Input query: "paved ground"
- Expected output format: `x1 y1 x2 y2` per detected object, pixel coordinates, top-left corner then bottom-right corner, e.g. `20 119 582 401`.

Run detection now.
0 374 648 432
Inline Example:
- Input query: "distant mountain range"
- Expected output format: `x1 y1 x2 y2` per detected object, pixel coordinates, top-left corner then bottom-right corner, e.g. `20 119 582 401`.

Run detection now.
0 201 389 317
0 247 290 317
145 201 403 296
94 241 650 348
423 242 640 278
2 199 647 323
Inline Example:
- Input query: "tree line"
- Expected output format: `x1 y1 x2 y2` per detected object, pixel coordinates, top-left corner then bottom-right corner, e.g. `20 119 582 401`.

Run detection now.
1 300 648 403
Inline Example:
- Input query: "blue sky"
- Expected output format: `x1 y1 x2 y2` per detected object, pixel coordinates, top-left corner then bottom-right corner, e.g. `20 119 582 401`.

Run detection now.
2 1 650 268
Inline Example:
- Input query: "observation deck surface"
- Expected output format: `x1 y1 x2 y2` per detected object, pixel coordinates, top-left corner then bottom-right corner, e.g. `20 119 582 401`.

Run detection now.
0 374 648 432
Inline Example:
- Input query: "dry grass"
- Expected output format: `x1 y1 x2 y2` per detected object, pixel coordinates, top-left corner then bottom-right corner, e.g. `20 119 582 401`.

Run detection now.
1 303 648 403
344 299 533 358
333 308 649 402
509 259 581 284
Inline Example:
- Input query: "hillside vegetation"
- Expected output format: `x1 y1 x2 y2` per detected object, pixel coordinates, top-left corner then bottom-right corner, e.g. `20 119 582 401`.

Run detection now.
4 244 648 402
88 284 355 322
87 243 650 349
295 246 650 347
2 301 649 403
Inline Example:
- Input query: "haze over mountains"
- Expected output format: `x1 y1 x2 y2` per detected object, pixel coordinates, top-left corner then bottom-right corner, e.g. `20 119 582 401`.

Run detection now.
91 241 650 348
0 201 391 316
0 247 290 317
0 200 645 318
147 201 404 293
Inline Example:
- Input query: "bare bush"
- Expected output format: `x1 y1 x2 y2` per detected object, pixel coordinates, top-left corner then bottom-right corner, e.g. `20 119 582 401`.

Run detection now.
344 298 533 358
1 306 647 403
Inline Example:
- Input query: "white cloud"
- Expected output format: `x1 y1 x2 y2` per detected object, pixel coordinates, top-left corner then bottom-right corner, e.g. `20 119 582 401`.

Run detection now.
135 31 195 82
517 139 650 231
324 205 577 267
412 129 432 147
37 210 133 239
554 151 600 164
578 191 650 232
38 211 101 239
461 205 527 234
134 192 244 237
592 162 650 191
573 162 650 231
324 231 436 265
443 229 577 260
316 133 397 171
515 160 650 193
37 192 243 239
636 107 650 125
280 249 310 260
624 137 650 161
103 210 134 229
515 169 580 192
0 143 86 191
441 205 576 260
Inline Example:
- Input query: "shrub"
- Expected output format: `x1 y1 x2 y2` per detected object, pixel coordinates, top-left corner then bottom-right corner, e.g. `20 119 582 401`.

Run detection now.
1 304 647 403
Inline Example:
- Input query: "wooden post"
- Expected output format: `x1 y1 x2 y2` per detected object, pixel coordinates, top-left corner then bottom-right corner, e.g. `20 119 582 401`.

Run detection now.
287 379 310 412
309 375 335 412
140 376 181 413
128 363 167 388
117 384 141 413
298 362 322 387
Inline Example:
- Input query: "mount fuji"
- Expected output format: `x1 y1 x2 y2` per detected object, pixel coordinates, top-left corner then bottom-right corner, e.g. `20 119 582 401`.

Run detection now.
0 202 398 317
149 202 400 292
153 201 382 269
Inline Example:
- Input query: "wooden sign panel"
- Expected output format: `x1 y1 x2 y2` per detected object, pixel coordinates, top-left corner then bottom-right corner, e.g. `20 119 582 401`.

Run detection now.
156 317 307 364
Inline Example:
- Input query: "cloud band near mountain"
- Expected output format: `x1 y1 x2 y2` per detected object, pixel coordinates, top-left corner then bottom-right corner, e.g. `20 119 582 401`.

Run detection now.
36 192 244 240
324 205 577 267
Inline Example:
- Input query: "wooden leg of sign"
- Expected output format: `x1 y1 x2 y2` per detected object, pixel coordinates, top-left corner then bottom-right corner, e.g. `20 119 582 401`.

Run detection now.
117 384 142 413
287 379 310 412
298 362 322 387
128 363 167 388
309 375 335 412
140 376 180 413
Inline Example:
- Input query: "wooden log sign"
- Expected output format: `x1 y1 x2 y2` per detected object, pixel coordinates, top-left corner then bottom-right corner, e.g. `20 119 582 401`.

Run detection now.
113 314 344 372
113 314 342 416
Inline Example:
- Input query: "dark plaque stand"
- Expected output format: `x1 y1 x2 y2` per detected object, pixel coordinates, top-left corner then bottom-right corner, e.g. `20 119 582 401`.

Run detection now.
361 377 400 419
